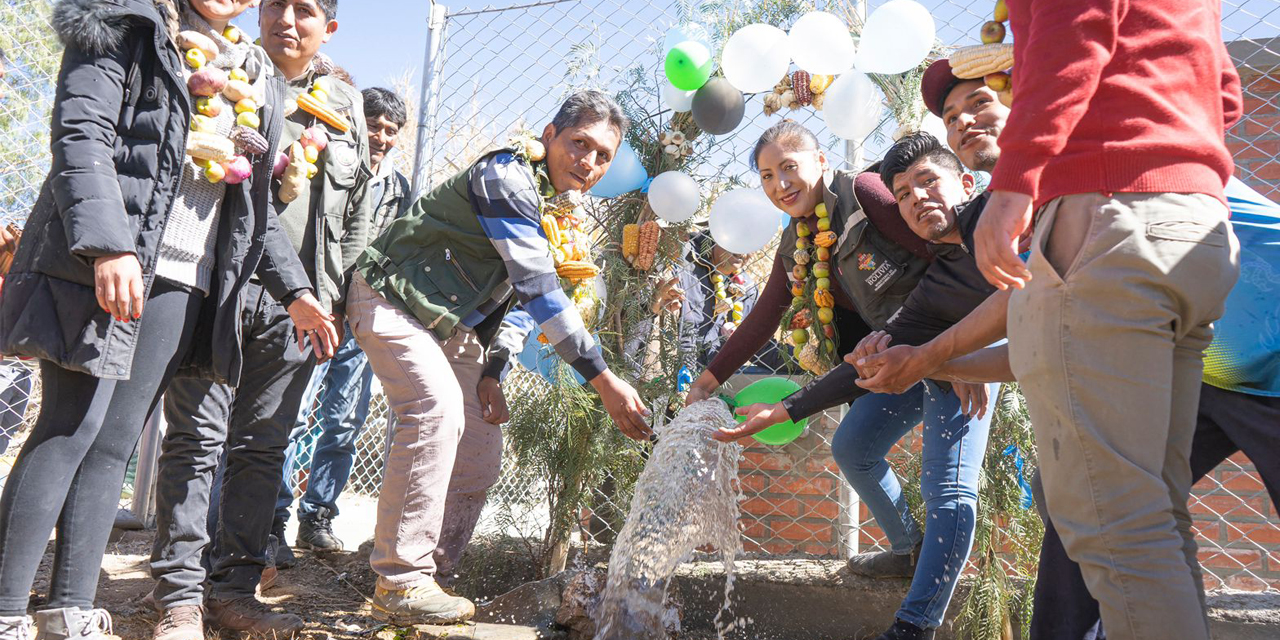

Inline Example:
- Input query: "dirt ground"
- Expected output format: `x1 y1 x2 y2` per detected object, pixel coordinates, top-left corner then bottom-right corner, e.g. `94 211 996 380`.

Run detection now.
30 530 546 640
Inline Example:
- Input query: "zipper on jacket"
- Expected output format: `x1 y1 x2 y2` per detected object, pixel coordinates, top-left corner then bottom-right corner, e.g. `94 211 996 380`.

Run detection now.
445 248 480 292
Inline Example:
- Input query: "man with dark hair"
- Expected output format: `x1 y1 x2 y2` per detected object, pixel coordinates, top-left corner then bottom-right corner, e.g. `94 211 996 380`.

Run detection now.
346 89 647 625
272 87 413 560
855 57 1280 640
147 0 373 637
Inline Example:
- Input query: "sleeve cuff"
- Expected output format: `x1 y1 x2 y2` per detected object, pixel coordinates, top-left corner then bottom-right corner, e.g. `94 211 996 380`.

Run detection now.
988 152 1045 200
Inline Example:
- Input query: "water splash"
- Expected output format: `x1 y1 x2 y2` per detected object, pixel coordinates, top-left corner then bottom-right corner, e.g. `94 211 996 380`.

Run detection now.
593 400 743 640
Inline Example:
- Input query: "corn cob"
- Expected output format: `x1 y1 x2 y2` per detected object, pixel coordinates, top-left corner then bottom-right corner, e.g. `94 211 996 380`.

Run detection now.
621 223 639 261
634 220 661 271
541 215 562 246
297 92 350 133
792 71 812 107
186 131 235 163
949 43 1014 79
556 260 600 280
809 74 834 94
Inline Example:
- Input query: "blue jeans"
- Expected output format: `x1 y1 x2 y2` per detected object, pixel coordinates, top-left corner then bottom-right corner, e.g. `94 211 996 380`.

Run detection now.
275 326 375 524
830 380 997 629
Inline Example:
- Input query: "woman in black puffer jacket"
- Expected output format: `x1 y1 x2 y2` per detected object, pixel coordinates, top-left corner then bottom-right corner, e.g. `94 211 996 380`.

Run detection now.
0 1 334 637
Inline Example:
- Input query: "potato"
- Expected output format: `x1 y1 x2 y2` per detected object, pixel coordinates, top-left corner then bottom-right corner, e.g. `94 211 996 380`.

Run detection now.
222 80 255 103
177 31 219 62
187 68 228 98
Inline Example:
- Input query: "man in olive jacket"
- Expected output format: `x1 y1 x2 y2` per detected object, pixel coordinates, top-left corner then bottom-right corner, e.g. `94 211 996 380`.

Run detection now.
147 1 373 636
347 90 650 625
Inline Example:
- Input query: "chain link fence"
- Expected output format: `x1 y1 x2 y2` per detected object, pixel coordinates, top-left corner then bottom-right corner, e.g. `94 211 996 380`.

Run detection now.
0 0 1277 601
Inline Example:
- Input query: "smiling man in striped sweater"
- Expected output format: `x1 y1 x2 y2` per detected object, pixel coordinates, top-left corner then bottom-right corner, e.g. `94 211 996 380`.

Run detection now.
346 91 650 625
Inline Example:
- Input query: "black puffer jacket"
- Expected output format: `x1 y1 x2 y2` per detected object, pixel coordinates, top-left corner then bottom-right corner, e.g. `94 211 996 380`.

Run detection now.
0 0 311 384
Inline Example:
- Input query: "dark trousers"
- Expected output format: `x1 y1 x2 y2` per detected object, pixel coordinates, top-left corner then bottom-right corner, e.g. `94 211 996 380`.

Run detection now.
149 281 315 607
1030 384 1280 639
0 280 201 615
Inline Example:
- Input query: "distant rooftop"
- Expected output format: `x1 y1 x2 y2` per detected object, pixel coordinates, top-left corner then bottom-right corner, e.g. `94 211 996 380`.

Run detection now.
1230 36 1280 74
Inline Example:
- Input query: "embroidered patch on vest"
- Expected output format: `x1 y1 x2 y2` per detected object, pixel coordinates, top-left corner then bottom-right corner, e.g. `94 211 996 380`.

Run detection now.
865 261 898 292
857 253 876 271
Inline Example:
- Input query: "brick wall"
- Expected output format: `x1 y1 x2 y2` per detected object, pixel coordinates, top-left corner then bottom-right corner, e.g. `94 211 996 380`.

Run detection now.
1229 37 1280 199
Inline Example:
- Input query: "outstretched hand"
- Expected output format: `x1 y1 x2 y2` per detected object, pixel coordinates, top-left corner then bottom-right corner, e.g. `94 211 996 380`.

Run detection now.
286 292 339 362
851 344 940 395
714 402 788 443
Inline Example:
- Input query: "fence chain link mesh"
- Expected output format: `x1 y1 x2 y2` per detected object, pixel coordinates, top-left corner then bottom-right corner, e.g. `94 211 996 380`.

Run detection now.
0 0 1276 594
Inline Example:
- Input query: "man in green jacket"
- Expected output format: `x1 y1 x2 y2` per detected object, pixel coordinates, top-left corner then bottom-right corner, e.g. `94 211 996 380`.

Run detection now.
348 90 650 625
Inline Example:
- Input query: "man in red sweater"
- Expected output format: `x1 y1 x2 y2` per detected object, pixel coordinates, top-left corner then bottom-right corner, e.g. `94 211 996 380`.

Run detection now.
972 1 1243 638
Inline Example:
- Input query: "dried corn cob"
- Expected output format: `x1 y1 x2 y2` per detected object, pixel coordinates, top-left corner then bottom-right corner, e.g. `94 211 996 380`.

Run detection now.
186 132 235 163
621 223 640 260
544 190 583 218
792 71 812 107
297 93 350 133
634 221 661 271
541 215 562 247
556 260 600 280
949 43 1014 79
809 74 834 94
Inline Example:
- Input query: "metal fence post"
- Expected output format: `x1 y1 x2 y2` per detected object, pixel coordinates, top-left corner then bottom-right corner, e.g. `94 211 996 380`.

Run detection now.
131 402 165 527
410 1 449 199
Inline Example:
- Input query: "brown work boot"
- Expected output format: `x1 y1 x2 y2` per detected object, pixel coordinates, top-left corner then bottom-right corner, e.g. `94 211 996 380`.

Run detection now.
205 596 303 637
151 606 202 640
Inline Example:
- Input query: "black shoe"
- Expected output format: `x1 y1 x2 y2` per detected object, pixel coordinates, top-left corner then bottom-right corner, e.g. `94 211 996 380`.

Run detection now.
271 520 297 569
297 507 343 552
846 542 921 579
874 618 934 640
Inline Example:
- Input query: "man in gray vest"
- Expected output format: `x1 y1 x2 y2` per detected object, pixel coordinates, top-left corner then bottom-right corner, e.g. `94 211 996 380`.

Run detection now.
347 90 650 625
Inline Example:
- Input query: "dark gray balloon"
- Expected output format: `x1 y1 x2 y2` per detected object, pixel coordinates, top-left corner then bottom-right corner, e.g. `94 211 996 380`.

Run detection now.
691 77 745 135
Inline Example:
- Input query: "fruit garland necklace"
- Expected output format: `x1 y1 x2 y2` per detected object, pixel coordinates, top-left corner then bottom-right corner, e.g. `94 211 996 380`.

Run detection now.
782 202 839 376
508 133 603 340
950 0 1014 107
180 26 266 185
710 270 745 335
277 56 352 204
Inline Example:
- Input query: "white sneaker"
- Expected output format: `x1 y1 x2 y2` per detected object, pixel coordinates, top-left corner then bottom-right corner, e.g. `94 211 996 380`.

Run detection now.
33 608 112 640
0 616 33 640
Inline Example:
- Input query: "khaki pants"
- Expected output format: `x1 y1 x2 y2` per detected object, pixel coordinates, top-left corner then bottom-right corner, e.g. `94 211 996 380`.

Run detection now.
1008 192 1239 640
347 274 503 590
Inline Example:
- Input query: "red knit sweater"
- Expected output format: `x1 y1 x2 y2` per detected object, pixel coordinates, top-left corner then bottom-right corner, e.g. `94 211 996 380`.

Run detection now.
990 0 1243 208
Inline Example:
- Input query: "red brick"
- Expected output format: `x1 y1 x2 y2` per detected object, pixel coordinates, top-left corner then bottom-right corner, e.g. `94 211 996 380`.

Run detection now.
1221 470 1268 493
768 475 837 496
774 521 834 543
762 542 796 555
801 496 842 521
1201 573 1223 591
1242 95 1279 116
806 457 841 475
741 451 792 472
1192 521 1221 541
1243 75 1280 95
1254 161 1280 180
739 519 769 539
1232 139 1280 161
741 496 803 518
1244 115 1280 137
1223 522 1280 545
1198 548 1262 570
1225 573 1272 591
1189 494 1269 518
738 474 767 493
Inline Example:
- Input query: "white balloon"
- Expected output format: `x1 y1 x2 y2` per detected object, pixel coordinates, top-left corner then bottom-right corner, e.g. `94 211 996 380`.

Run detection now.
648 171 701 223
822 71 884 142
855 0 936 75
722 24 791 94
788 11 856 75
920 113 949 143
709 188 783 254
664 22 712 54
662 78 696 112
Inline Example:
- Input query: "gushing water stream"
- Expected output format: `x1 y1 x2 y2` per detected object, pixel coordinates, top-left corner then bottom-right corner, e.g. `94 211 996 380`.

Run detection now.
593 400 743 640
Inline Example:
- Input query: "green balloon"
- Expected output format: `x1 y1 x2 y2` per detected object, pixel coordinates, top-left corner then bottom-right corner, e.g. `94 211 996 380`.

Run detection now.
664 41 714 91
733 377 808 446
